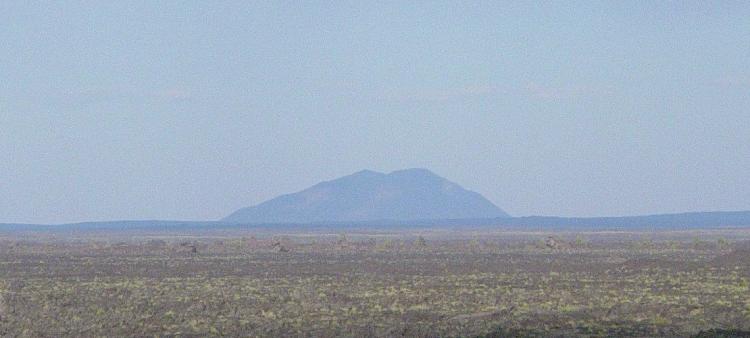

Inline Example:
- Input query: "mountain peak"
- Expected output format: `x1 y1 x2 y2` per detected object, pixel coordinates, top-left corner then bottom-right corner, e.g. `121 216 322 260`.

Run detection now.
223 169 509 224
389 168 439 177
350 168 435 177
351 169 384 177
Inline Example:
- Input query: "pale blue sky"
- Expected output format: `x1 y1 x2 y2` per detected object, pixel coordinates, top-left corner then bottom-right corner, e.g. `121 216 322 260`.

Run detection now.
1 1 749 223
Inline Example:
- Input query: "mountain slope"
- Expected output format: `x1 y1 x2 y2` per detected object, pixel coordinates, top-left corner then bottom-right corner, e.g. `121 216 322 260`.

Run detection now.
222 168 509 223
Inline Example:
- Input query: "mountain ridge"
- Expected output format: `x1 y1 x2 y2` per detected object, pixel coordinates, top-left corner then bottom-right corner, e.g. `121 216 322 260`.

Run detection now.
3 210 750 232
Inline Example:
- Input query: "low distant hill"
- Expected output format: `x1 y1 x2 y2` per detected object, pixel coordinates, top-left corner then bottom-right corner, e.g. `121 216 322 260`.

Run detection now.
222 168 510 224
384 210 750 230
2 211 750 232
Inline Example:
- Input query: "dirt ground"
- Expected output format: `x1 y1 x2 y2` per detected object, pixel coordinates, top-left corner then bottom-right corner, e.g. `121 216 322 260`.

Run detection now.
1 228 749 337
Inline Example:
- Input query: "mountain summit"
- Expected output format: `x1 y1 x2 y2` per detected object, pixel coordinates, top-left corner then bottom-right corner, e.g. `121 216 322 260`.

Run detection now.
222 168 509 224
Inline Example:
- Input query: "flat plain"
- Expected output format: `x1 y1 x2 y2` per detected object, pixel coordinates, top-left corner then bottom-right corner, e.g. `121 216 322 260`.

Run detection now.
1 228 749 337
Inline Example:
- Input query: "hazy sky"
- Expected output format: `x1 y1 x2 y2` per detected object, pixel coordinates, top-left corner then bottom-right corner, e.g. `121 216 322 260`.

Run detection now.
2 1 749 224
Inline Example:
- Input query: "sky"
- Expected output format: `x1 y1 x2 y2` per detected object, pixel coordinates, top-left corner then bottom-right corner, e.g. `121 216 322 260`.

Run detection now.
1 1 749 224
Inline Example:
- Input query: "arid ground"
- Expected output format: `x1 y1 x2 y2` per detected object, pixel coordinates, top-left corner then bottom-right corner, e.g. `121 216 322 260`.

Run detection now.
1 228 749 337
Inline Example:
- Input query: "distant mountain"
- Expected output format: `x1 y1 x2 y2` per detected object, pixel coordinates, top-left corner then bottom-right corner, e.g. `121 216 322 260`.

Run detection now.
222 168 509 223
